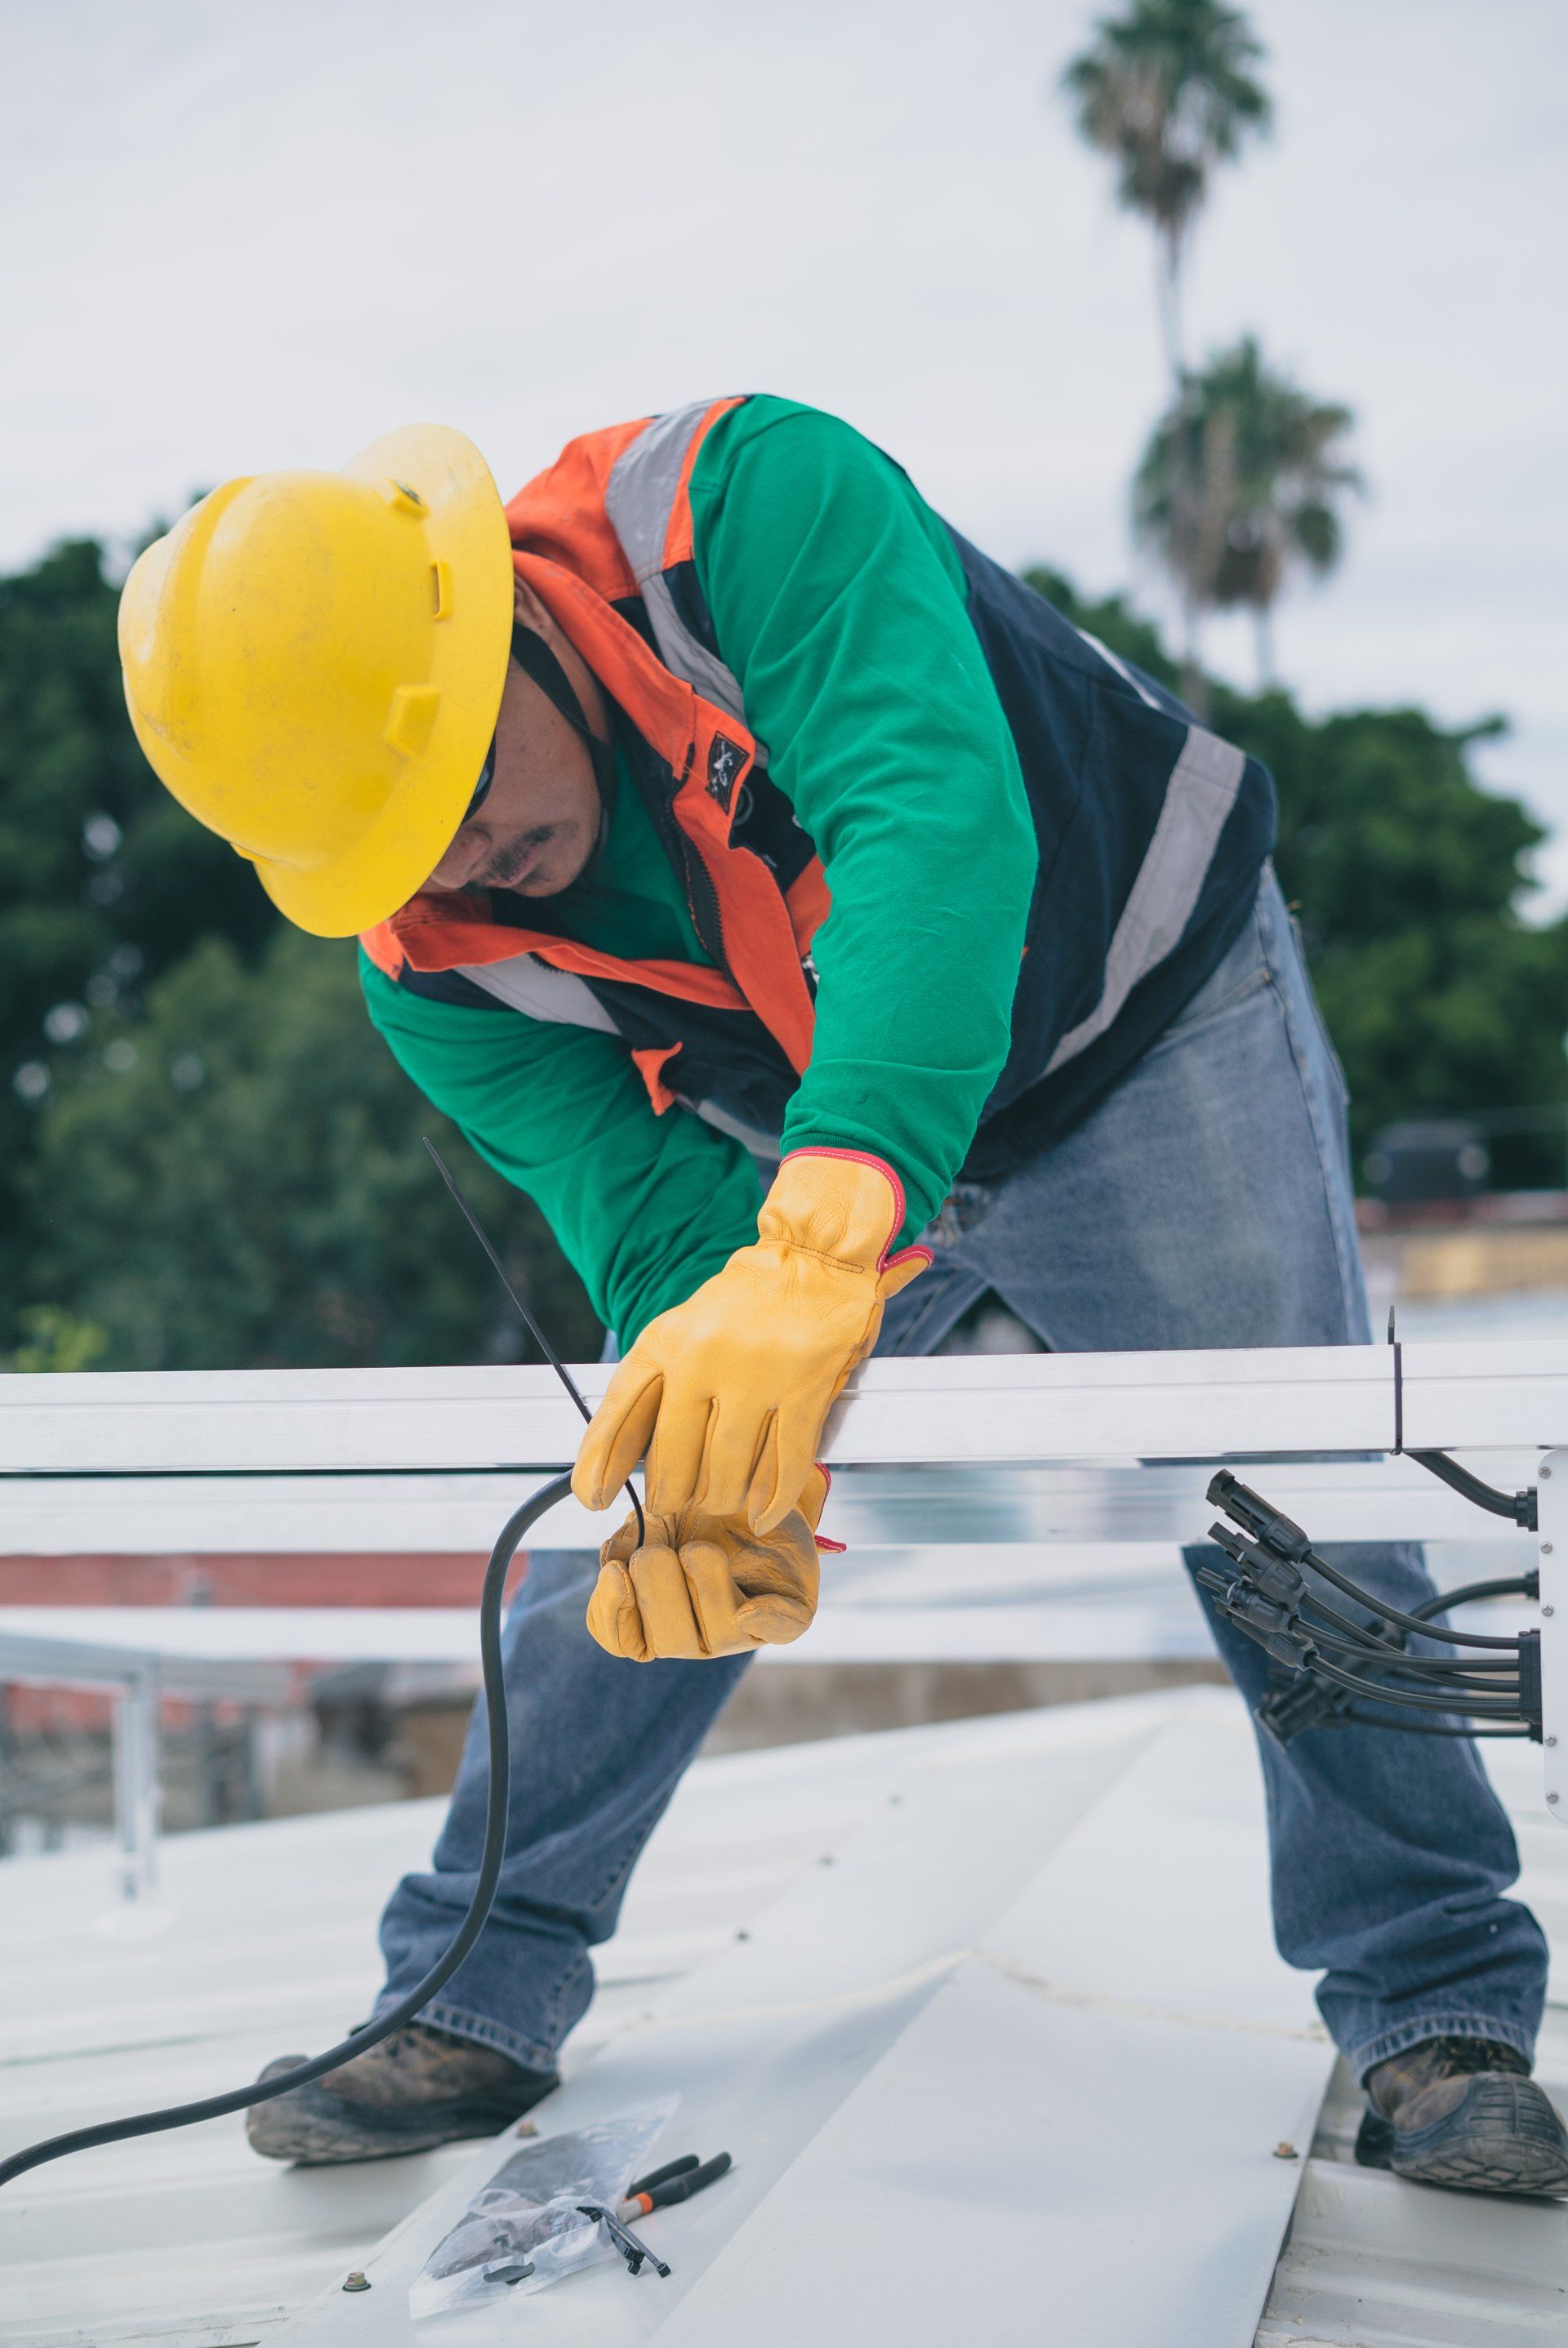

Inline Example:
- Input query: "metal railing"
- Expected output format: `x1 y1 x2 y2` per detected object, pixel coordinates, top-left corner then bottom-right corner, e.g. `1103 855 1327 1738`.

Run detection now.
2 1343 1564 1864
0 1629 292 1899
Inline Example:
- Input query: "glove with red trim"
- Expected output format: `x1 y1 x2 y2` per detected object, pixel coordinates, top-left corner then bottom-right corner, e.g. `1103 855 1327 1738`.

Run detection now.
586 1465 841 1661
573 1149 930 1534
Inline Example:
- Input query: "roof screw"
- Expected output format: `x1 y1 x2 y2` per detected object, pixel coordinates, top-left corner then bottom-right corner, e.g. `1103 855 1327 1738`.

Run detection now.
1543 1543 1554 1557
342 2272 371 2292
1541 1465 1552 1479
1272 2141 1298 2159
1549 1792 1560 1805
1544 1606 1556 1617
1548 1735 1558 1748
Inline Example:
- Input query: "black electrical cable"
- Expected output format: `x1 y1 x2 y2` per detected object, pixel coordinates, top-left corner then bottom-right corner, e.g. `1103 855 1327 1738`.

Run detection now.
1284 1610 1518 1671
1299 1649 1527 1718
1280 1589 1517 1673
1413 1577 1536 1620
0 1472 573 2190
1312 1671 1524 1719
1301 1633 1521 1682
1284 1545 1521 1650
1216 1461 1541 1744
1335 1710 1535 1740
1 1141 650 2193
1281 1633 1521 1696
1280 1578 1531 1689
1209 1473 1524 1650
1274 1624 1512 1700
1205 1535 1407 1662
423 1137 644 1548
1275 1579 1403 1652
1409 1448 1536 1531
1243 1584 1516 1682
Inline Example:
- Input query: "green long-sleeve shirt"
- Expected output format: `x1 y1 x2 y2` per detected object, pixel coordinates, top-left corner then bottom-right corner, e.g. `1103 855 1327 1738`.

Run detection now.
362 398 1036 1345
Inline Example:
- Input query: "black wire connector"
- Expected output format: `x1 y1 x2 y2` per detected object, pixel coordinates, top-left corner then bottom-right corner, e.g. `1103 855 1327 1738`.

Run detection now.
577 2203 672 2281
1203 1470 1541 1750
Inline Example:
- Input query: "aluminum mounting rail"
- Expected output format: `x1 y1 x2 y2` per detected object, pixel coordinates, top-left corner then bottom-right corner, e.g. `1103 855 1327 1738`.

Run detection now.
4 1339 1568 1475
2 1344 1564 1827
0 1455 1548 1556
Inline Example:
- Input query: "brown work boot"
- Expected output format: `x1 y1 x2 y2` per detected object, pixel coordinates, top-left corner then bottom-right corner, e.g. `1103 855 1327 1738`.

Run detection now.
1356 2034 1568 2197
245 2021 557 2165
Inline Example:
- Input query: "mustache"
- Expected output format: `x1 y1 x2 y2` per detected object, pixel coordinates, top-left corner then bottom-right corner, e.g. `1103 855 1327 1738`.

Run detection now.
473 825 557 888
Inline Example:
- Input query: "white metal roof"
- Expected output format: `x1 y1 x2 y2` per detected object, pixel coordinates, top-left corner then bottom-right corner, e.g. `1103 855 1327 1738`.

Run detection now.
5 1686 1566 2348
4 1342 1565 2341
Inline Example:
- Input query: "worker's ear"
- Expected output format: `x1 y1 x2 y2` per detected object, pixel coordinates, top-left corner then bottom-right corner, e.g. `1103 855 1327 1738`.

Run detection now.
514 575 555 634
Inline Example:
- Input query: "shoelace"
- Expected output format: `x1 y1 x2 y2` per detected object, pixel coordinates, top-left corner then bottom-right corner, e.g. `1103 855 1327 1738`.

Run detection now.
1421 2034 1530 2079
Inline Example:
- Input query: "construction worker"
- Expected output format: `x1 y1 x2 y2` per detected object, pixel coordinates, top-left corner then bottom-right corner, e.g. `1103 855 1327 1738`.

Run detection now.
122 398 1568 2194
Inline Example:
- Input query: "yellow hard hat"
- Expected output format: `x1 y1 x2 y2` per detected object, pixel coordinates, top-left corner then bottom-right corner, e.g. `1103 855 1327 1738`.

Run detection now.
118 424 514 938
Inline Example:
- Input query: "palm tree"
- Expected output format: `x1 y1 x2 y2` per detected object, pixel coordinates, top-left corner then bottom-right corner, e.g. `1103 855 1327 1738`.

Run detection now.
1062 0 1272 381
1133 337 1362 688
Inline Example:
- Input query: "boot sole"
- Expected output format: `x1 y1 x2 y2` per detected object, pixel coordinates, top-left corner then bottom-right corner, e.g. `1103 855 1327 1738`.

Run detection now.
1356 2074 1568 2198
245 2056 558 2166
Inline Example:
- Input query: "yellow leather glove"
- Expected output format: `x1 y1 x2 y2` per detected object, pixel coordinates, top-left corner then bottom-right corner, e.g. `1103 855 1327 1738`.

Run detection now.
573 1150 931 1534
587 1467 842 1661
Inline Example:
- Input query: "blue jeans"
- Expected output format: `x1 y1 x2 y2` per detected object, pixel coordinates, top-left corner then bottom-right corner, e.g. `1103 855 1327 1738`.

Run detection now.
374 871 1547 2082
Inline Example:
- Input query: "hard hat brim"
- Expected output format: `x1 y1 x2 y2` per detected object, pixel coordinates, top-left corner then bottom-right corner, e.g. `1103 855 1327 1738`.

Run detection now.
254 425 515 939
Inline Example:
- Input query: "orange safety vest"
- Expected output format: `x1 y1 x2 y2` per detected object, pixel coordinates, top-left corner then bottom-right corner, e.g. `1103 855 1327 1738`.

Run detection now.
362 397 827 1138
363 397 1276 1174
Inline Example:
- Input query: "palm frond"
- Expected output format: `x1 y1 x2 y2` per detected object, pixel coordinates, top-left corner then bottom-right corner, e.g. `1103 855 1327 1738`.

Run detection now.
1061 0 1273 241
1132 336 1361 619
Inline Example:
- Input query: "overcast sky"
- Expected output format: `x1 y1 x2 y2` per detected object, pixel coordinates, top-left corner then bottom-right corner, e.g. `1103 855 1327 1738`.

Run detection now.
6 0 1565 892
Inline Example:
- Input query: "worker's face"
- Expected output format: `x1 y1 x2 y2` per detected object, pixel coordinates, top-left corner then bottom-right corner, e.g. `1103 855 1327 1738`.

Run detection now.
425 582 604 898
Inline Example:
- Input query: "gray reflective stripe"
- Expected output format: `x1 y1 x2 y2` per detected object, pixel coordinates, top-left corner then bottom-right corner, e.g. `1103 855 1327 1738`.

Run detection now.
1042 726 1248 1076
641 568 751 729
604 399 755 737
461 956 782 1152
690 1097 783 1157
1075 625 1160 710
604 403 712 581
455 956 620 1036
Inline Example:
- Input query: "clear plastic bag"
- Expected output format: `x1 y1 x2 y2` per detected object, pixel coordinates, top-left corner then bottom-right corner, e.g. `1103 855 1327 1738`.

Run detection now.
409 2096 678 2319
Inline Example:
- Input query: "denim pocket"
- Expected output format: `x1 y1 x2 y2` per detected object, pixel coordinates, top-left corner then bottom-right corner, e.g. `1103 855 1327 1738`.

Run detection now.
1284 908 1351 1110
1143 902 1272 1061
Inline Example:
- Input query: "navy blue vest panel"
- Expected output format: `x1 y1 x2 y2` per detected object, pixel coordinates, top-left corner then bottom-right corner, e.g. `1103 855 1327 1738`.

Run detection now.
947 535 1276 1176
394 558 1276 1192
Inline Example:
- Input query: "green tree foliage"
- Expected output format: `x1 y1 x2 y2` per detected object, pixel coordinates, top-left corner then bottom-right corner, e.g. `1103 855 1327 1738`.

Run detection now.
0 537 275 1313
2 533 598 1371
1061 0 1272 374
1134 336 1361 685
1027 566 1568 1166
7 1306 109 1374
21 927 599 1370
